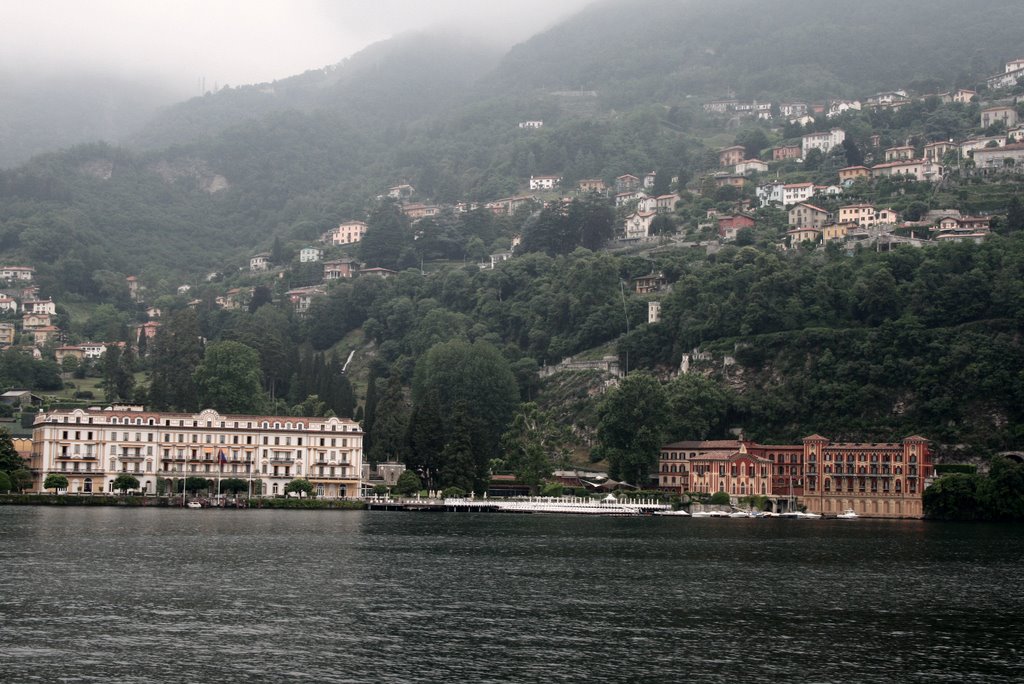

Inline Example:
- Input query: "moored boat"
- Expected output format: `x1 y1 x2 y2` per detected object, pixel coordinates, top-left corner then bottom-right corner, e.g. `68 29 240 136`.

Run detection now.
837 509 859 519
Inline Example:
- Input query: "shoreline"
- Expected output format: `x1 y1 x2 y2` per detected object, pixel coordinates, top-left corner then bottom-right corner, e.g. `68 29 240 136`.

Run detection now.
0 494 366 510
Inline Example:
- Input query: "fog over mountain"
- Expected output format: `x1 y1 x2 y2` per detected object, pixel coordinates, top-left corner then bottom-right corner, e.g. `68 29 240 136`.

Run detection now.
0 0 590 167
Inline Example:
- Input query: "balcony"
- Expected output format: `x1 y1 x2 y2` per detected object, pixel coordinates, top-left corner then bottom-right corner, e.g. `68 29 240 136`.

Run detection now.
269 454 295 464
58 452 97 460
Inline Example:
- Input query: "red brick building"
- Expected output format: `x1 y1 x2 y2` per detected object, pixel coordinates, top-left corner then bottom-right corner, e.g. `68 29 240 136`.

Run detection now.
658 435 932 518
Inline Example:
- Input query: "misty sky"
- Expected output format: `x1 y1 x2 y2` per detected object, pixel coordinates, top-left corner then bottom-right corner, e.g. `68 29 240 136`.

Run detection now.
2 0 593 94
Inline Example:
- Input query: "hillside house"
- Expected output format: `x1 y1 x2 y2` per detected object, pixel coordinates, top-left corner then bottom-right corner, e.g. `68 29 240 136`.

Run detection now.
885 145 915 162
756 181 785 207
615 190 647 207
838 205 899 228
703 100 738 114
937 89 975 104
960 137 1006 156
772 145 802 161
735 159 768 175
970 142 1024 170
654 194 680 212
717 214 755 241
648 301 661 324
718 146 746 167
488 252 513 269
787 226 821 247
135 321 160 344
286 286 326 315
615 174 640 192
22 312 51 329
485 196 532 215
1009 125 1024 143
802 128 846 156
779 102 808 118
299 247 322 263
935 216 991 235
386 184 415 199
32 326 59 346
323 258 358 281
827 100 861 118
870 159 942 182
529 175 561 191
125 275 140 302
0 295 17 314
981 105 1019 130
867 91 911 111
623 211 658 240
821 222 855 243
360 268 397 279
838 166 870 184
249 254 270 272
0 266 33 281
632 273 667 294
402 204 440 220
789 203 830 229
55 346 85 365
323 220 368 245
0 322 15 346
986 60 1024 90
782 182 815 207
923 141 955 162
642 172 657 189
577 178 607 193
712 174 745 189
22 298 55 315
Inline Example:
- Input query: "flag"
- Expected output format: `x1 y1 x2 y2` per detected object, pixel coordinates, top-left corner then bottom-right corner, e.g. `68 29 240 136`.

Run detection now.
218 449 227 464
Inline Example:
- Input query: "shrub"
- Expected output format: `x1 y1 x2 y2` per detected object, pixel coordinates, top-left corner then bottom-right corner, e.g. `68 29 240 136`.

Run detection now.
709 491 731 505
442 486 467 498
73 390 95 400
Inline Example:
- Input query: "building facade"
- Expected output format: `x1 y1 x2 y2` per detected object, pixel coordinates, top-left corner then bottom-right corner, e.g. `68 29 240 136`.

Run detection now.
658 435 932 518
30 408 363 499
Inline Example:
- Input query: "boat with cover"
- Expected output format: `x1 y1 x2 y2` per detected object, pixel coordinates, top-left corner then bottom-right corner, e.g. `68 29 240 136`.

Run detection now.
837 509 859 519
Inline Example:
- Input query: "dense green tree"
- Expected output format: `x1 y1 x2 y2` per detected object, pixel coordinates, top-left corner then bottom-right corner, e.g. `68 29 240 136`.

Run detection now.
735 128 769 160
359 200 410 269
412 339 519 489
284 478 315 497
406 388 446 489
440 401 478 492
0 429 25 475
368 374 410 464
219 478 249 495
393 470 423 496
501 402 571 493
665 374 731 441
112 473 140 494
194 341 265 413
101 344 134 403
0 471 11 492
43 473 69 492
596 372 669 485
148 309 204 411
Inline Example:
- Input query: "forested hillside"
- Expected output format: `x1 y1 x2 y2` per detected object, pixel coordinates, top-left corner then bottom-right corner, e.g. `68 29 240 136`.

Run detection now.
1 0 1024 492
490 0 1021 102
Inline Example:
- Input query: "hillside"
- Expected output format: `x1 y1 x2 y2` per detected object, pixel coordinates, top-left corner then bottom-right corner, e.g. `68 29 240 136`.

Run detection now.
129 32 502 151
487 0 1021 102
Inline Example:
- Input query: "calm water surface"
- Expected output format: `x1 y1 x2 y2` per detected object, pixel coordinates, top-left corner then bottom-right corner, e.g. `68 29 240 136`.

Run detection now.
1 507 1022 683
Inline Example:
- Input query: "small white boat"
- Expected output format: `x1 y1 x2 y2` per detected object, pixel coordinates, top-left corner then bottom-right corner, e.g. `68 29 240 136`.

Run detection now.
654 509 690 517
780 510 820 519
837 509 859 519
186 501 202 509
729 511 751 518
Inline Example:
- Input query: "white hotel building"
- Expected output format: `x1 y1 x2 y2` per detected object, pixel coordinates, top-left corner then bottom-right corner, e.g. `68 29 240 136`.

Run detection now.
31 408 363 498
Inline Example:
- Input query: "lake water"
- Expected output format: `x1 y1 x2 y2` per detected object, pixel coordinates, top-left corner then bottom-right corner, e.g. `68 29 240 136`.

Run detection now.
1 507 1022 683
